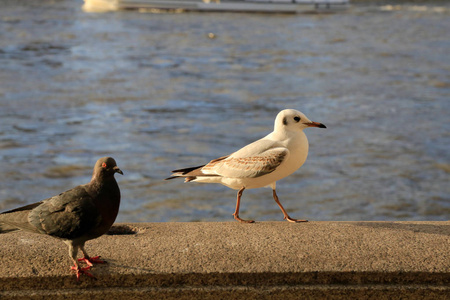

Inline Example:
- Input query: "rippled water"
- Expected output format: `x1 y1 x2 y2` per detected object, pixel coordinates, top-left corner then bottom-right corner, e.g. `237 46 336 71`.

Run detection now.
0 0 449 222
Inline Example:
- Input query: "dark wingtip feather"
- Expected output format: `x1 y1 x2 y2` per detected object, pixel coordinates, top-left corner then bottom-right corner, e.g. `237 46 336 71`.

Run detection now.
165 165 206 180
171 165 205 174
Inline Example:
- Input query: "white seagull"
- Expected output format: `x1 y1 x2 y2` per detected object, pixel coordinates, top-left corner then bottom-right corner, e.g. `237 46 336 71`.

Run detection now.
166 109 326 223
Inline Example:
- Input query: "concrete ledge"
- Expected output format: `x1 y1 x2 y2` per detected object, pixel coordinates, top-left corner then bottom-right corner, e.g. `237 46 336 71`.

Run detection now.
0 221 449 299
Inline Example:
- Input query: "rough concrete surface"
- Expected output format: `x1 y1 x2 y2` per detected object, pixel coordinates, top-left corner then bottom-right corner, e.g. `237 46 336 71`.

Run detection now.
0 221 449 299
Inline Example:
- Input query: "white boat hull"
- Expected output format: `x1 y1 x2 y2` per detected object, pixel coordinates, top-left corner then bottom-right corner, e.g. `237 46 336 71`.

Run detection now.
83 0 349 13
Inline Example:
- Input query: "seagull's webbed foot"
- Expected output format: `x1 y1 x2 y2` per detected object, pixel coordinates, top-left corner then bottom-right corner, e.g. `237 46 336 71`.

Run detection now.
78 256 106 267
272 190 308 223
284 216 308 223
233 213 255 223
71 264 95 281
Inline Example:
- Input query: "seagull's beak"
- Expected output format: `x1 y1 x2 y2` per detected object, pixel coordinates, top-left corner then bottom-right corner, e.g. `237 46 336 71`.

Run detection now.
307 121 327 128
113 166 124 175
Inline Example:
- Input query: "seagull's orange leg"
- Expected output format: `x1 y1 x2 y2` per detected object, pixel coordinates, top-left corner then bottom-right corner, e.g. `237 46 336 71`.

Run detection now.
233 187 255 223
272 189 308 223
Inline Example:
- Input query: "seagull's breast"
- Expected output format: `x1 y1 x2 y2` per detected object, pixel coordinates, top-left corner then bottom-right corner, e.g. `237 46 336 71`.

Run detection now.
279 131 309 176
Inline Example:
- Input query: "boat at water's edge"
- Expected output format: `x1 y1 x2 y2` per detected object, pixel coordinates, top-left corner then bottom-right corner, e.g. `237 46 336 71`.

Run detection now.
83 0 349 13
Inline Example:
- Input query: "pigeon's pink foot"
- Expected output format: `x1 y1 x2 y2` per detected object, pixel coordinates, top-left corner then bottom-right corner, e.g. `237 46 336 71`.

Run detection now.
71 265 94 281
78 256 106 267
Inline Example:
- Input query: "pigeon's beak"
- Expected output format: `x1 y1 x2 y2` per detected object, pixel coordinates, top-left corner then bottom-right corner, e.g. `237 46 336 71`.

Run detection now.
114 166 124 175
307 121 327 128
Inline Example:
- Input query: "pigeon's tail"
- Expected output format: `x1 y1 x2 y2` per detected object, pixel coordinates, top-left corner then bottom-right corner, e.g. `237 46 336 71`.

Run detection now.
0 202 42 234
0 223 19 234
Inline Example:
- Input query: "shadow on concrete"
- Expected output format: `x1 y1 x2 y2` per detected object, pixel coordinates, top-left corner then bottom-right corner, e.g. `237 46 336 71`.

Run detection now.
101 258 155 273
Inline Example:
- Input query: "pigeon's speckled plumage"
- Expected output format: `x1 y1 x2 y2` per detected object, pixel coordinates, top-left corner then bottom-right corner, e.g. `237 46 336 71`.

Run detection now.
0 157 123 280
167 109 326 223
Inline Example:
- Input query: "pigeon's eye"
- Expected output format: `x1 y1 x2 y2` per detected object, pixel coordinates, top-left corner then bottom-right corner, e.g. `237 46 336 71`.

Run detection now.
294 116 301 122
102 162 107 168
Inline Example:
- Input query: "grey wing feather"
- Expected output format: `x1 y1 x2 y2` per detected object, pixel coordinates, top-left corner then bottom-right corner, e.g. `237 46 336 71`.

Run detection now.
29 186 101 240
0 186 102 240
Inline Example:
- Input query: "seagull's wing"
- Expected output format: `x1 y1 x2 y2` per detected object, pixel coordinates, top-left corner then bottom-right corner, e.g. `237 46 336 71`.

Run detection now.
204 147 289 178
166 138 288 180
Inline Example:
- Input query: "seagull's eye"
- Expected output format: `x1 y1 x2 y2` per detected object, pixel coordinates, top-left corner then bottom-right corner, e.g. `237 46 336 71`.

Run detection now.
294 116 301 122
102 162 107 168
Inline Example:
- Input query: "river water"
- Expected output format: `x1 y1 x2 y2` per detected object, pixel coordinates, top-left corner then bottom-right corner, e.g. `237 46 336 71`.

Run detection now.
0 0 449 222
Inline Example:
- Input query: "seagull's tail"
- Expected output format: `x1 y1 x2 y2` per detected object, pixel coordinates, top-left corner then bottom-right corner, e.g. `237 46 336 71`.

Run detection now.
165 165 205 181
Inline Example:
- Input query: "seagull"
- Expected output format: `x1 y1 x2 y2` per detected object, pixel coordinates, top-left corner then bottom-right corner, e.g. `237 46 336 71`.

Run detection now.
166 109 326 223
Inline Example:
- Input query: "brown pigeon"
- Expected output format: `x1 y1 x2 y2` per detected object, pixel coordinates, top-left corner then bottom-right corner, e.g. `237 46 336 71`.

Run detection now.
0 157 123 280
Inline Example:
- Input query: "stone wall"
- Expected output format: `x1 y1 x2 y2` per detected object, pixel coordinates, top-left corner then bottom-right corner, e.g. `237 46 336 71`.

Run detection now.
0 221 449 299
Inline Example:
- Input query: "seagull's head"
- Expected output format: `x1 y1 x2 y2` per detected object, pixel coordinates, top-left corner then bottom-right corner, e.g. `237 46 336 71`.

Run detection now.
275 109 326 133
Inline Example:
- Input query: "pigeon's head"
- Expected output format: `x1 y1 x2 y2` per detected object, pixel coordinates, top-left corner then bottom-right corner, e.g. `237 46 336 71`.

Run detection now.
93 157 123 179
275 109 326 133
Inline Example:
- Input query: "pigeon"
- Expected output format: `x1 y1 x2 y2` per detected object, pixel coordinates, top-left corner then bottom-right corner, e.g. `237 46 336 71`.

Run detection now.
166 109 326 223
0 157 123 280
